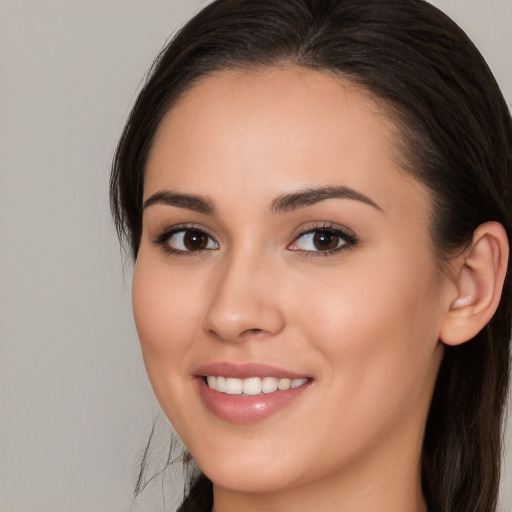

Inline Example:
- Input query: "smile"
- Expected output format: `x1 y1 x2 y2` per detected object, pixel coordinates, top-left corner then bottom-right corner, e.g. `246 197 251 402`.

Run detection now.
206 376 309 395
195 364 313 423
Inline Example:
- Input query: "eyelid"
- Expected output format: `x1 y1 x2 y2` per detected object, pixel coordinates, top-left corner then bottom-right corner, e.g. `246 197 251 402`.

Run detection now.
152 224 219 255
287 222 358 255
151 221 357 257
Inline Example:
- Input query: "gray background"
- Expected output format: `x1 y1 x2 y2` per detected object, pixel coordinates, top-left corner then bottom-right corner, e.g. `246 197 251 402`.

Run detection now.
1 1 511 511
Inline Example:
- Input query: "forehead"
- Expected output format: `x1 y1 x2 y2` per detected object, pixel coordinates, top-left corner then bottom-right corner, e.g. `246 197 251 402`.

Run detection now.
144 65 428 217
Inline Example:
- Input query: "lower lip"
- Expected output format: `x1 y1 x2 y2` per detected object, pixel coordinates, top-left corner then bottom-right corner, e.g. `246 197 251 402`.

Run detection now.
196 378 311 424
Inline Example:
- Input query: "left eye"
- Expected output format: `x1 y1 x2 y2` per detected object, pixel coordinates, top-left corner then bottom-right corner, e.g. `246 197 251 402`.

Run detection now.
288 229 351 253
166 229 219 252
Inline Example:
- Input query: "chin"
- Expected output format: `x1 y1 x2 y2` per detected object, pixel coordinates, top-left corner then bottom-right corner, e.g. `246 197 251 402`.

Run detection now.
193 447 303 494
206 467 295 494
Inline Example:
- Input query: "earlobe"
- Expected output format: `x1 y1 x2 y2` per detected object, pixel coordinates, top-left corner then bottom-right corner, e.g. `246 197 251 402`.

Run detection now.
440 221 509 347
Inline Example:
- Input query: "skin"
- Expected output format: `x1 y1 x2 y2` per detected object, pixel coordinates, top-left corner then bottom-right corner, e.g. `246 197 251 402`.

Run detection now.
133 66 452 512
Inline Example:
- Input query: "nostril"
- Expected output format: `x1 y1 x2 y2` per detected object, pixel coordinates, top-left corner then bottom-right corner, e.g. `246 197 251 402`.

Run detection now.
207 327 266 342
241 328 265 337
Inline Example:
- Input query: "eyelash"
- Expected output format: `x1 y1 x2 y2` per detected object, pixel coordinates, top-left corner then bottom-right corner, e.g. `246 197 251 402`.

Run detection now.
288 223 358 257
153 225 219 257
152 223 358 257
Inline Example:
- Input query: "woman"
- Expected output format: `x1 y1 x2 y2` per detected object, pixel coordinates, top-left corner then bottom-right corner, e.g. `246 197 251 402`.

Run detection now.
110 0 512 511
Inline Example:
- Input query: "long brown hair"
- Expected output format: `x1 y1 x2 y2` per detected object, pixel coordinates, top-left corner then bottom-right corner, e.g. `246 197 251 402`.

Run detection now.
111 1 512 510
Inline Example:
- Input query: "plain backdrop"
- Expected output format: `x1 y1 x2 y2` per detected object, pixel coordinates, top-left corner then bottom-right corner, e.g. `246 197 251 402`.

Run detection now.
1 1 511 511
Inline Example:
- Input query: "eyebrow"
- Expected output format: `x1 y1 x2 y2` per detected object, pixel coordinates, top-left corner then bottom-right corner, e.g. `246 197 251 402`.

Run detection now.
142 185 383 216
270 185 383 215
143 191 216 215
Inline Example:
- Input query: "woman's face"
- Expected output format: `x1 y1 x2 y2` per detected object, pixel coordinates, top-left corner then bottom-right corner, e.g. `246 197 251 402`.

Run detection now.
133 67 447 501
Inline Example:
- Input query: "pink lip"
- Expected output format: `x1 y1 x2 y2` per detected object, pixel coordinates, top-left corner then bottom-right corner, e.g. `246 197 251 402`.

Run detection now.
194 362 313 424
194 362 308 379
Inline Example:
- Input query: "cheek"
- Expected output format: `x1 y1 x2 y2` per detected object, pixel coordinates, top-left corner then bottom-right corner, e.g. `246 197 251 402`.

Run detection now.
281 259 443 467
290 250 443 405
131 254 203 396
133 249 206 339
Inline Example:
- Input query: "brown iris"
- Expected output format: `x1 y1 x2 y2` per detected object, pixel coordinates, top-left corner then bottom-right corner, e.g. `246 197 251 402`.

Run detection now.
183 230 210 250
313 230 340 251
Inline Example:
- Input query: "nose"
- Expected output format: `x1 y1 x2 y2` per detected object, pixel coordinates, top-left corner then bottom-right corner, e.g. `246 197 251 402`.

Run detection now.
202 250 286 342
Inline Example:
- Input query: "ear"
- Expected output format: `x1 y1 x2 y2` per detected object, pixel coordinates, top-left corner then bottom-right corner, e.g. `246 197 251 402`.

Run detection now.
440 221 509 346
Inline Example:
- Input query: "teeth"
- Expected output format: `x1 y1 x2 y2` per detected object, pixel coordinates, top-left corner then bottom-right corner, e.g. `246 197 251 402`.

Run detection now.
225 377 243 394
278 378 291 390
206 376 308 395
261 377 278 393
216 376 226 392
242 377 262 395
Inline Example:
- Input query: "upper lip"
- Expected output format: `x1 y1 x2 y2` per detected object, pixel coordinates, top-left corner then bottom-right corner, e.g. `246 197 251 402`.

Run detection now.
194 362 310 380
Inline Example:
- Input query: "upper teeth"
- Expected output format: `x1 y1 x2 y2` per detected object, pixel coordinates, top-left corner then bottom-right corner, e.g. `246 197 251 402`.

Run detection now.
206 376 308 395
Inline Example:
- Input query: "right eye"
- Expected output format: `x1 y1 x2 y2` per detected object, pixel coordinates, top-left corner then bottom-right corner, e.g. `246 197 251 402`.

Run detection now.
157 228 219 254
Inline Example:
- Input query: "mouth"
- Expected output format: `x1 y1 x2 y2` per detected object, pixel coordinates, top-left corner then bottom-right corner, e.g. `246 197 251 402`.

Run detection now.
194 363 313 423
204 375 309 395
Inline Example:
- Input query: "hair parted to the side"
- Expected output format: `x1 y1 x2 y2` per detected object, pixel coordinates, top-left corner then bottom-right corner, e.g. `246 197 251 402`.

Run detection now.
110 1 512 511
